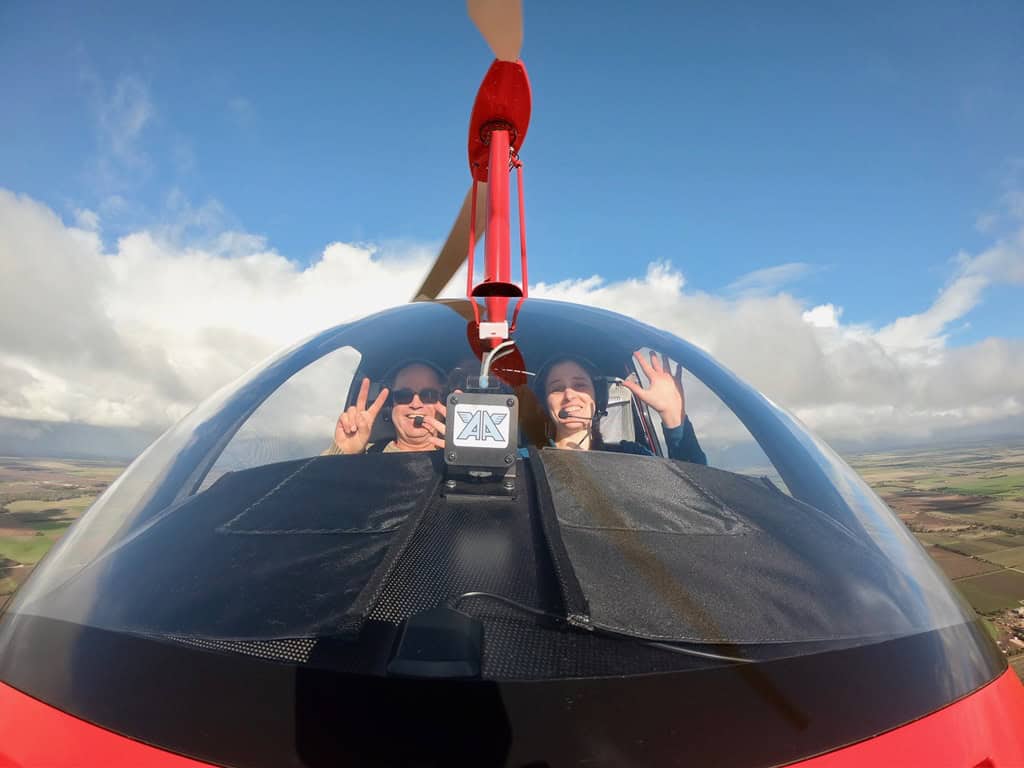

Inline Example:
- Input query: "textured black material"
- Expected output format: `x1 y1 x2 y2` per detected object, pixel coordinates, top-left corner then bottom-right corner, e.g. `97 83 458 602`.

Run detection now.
163 634 316 663
368 459 727 679
217 454 435 534
547 449 750 535
39 453 441 640
538 449 917 644
369 467 555 626
0 614 1005 768
527 447 590 624
387 606 484 678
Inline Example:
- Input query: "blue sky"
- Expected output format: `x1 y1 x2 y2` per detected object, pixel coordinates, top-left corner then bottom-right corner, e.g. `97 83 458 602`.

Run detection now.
1 0 1022 343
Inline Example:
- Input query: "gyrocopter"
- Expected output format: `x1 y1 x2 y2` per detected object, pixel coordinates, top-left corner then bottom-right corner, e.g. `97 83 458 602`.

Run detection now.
2 2 1022 766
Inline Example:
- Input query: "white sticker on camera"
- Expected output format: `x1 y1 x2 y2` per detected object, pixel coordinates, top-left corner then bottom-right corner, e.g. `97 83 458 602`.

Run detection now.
452 403 511 448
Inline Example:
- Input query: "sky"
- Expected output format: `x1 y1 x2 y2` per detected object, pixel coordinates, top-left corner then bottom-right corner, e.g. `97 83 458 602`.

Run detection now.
0 0 1022 455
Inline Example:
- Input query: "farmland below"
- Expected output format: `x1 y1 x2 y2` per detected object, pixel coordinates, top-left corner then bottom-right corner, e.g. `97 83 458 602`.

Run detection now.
849 442 1024 673
0 457 124 606
2 443 1024 680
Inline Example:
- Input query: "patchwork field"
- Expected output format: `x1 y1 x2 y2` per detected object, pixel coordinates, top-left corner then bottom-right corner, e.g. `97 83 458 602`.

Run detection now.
849 444 1024 600
0 457 125 607
954 570 1024 615
849 443 1024 677
980 546 1024 568
925 547 1002 580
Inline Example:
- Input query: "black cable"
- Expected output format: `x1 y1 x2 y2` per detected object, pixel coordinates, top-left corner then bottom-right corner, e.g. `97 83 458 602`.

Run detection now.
448 591 752 664
588 624 753 664
447 591 565 622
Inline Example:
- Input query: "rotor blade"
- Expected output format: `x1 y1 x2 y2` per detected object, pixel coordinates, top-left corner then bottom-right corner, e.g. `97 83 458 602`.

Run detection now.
412 182 488 301
467 0 523 62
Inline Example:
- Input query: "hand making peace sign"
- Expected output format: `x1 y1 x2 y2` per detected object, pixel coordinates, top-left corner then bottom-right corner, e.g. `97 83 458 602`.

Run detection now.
333 377 389 455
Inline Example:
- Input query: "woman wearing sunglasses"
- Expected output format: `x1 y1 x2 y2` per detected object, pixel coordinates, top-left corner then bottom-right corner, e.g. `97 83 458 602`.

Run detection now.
327 362 448 455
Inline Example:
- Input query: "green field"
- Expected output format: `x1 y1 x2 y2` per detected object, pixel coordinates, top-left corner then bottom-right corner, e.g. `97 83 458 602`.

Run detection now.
953 570 1024 614
0 535 55 565
5 496 95 514
0 457 124 601
916 532 961 546
981 546 1024 568
946 538 1013 556
928 546 1002 579
847 443 1024 680
943 473 1024 498
850 444 1024 584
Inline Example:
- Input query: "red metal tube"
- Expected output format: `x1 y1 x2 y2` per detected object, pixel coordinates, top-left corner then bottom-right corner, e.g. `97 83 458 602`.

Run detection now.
485 129 511 284
466 178 478 297
515 159 527 297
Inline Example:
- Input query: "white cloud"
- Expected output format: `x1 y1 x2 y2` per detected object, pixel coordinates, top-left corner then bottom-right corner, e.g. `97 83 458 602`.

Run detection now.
74 208 101 233
532 234 1024 445
0 189 440 429
974 163 1024 238
802 303 841 329
0 188 1022 451
727 262 817 296
84 74 155 195
963 229 1024 284
872 273 988 356
871 229 1024 361
976 212 998 234
98 75 153 165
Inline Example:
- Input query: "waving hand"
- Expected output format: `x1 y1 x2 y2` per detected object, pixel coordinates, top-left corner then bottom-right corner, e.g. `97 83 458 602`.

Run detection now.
620 350 686 429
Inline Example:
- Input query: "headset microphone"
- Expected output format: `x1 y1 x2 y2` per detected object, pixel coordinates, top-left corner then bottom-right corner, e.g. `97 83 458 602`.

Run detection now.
557 409 595 420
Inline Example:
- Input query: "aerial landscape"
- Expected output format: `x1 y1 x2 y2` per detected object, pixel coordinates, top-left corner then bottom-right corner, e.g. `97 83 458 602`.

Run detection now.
0 458 123 603
1 0 1021 760
849 442 1024 681
3 443 1022 681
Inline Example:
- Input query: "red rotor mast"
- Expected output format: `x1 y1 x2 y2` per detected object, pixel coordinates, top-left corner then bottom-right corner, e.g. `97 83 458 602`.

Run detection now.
466 60 532 338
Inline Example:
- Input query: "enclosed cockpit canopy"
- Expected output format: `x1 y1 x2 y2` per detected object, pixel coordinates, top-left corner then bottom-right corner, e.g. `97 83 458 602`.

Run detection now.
6 298 974 652
0 298 1001 767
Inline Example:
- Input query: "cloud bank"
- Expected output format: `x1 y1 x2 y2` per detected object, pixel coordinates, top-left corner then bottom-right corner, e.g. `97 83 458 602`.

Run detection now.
0 188 1021 452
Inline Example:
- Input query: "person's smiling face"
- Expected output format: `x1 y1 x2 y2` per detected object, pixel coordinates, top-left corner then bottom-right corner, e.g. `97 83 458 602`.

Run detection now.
391 364 444 446
545 360 596 434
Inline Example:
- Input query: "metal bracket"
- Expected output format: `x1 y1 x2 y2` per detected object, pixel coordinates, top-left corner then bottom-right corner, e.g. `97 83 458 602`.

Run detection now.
478 321 509 340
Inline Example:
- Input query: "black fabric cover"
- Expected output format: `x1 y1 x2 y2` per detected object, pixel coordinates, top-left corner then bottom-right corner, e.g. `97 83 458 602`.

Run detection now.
537 449 912 644
217 455 429 535
63 453 441 640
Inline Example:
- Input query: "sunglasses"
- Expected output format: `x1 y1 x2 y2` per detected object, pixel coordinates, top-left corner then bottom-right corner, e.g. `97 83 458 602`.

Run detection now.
391 388 444 405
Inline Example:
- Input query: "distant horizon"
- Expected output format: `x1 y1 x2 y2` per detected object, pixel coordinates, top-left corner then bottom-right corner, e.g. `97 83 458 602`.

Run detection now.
1 418 1020 467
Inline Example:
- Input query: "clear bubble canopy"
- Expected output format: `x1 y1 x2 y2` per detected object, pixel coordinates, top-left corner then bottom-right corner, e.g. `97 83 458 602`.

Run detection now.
8 299 973 670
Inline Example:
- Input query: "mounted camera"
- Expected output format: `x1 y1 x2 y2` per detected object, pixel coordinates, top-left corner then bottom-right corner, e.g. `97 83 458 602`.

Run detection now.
443 374 519 497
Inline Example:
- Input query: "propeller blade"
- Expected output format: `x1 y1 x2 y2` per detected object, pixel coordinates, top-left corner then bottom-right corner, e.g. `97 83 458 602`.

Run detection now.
467 0 523 62
412 183 488 301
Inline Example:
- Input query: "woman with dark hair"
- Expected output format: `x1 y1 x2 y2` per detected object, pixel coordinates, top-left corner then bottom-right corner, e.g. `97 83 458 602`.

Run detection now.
538 351 706 464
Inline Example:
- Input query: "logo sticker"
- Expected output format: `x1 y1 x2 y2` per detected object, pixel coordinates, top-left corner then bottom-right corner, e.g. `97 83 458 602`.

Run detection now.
453 404 511 447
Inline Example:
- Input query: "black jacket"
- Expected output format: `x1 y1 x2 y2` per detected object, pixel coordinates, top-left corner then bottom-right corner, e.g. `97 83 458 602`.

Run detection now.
603 416 706 464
